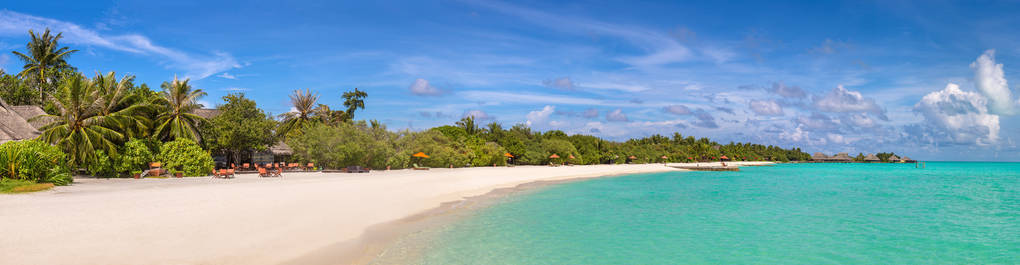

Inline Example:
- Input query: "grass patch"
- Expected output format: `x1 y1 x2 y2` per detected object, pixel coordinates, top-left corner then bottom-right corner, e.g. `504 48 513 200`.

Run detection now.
0 179 54 194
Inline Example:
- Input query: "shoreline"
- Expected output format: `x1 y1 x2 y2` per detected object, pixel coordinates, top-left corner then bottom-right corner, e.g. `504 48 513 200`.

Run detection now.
4 163 754 265
287 161 774 264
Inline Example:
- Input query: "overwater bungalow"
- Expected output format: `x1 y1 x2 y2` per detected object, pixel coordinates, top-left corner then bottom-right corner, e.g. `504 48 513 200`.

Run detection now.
888 155 900 162
864 153 880 162
830 152 853 162
812 152 829 162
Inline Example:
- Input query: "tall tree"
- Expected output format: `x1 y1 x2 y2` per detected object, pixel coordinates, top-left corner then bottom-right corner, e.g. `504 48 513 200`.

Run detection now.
153 76 207 142
341 88 367 122
93 72 150 138
455 116 479 135
278 88 319 137
11 28 78 103
36 74 123 167
203 93 276 165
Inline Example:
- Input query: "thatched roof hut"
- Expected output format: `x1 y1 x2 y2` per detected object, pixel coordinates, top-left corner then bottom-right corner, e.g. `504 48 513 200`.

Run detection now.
192 109 222 120
864 153 880 162
812 152 829 161
901 156 915 162
888 155 900 162
9 105 55 130
269 141 293 156
0 97 40 144
831 152 852 161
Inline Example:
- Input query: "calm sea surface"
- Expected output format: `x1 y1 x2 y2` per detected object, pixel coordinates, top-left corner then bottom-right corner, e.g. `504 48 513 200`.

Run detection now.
378 162 1019 264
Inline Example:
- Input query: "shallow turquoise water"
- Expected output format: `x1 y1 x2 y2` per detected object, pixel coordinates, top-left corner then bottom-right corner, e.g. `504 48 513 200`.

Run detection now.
415 162 1019 264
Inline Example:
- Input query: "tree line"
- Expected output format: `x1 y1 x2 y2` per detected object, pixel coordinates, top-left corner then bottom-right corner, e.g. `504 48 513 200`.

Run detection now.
1 28 811 181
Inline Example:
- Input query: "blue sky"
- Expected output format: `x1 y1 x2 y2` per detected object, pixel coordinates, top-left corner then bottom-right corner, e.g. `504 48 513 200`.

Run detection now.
2 0 1020 161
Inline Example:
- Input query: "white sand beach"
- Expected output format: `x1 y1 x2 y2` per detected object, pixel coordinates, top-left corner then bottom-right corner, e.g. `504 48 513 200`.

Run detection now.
0 162 770 265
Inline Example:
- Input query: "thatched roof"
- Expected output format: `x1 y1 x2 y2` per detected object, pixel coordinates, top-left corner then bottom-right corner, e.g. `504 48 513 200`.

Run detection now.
831 152 852 161
901 156 914 162
888 155 900 161
9 105 52 130
812 152 829 160
864 153 879 161
269 141 293 155
192 109 222 120
0 97 40 144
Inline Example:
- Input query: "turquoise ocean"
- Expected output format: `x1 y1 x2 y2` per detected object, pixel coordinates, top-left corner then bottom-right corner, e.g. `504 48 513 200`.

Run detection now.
379 162 1019 264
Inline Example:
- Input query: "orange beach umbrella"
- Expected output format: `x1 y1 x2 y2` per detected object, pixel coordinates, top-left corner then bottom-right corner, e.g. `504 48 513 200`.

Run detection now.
661 155 668 159
412 152 430 158
549 154 560 159
504 153 514 158
568 155 575 159
720 155 728 160
628 156 637 159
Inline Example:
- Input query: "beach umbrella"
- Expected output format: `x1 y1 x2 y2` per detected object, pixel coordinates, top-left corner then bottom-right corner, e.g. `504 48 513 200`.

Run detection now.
720 155 728 160
503 153 514 158
628 155 637 159
568 155 575 159
412 152 429 158
661 155 668 159
549 154 560 159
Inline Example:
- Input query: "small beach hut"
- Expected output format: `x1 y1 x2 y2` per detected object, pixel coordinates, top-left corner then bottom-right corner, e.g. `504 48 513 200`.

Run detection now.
811 152 828 162
720 155 730 161
831 152 853 162
863 153 880 162
888 155 900 162
901 156 915 163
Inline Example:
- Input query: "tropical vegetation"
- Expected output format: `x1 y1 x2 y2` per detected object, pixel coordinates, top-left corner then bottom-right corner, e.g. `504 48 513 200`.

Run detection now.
0 28 813 186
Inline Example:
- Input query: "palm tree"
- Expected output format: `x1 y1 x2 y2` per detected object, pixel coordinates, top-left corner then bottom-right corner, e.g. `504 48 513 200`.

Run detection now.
278 88 319 136
36 74 123 166
11 28 78 103
456 116 479 135
341 88 367 122
152 76 207 143
93 72 150 138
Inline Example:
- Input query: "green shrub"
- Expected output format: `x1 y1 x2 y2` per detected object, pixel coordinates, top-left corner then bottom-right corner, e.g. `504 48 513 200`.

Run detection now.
0 140 72 185
157 138 213 177
114 139 155 176
87 150 116 178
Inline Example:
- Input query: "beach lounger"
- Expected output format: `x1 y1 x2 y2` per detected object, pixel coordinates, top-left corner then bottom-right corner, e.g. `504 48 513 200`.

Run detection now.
412 163 429 170
212 168 221 178
258 167 271 177
273 167 282 177
226 168 235 178
242 163 250 170
305 163 315 171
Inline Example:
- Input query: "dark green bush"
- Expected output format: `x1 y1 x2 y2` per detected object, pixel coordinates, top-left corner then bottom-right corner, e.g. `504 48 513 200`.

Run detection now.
87 150 116 178
0 140 72 185
157 138 213 177
114 138 155 176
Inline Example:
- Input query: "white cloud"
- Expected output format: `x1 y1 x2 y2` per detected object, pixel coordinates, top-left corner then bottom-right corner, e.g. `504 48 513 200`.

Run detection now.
970 49 1015 115
0 10 240 79
462 110 492 120
606 109 628 122
914 83 1000 145
847 113 876 128
217 72 236 79
526 105 555 127
813 85 886 119
408 78 443 96
770 82 807 98
582 108 599 118
580 82 650 92
749 99 784 116
663 104 692 115
826 133 847 144
542 77 575 90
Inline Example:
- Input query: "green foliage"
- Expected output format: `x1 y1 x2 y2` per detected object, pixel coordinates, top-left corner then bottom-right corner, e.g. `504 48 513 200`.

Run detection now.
396 130 470 168
114 138 155 176
0 140 72 185
288 123 394 169
157 138 213 177
876 152 896 162
38 73 126 167
86 150 116 178
0 72 37 105
202 93 276 162
11 28 78 103
153 76 207 143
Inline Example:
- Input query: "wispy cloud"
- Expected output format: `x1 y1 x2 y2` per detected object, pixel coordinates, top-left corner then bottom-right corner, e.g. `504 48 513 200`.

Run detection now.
0 10 239 79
